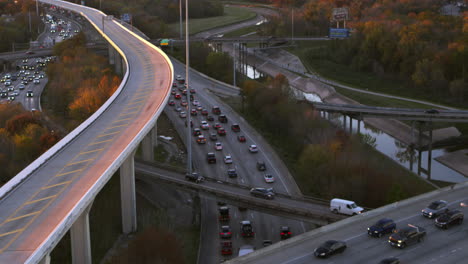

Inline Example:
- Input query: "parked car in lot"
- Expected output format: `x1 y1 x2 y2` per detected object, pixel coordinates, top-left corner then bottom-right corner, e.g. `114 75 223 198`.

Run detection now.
388 224 426 249
314 240 347 258
435 209 464 229
422 200 448 218
250 187 275 199
367 218 396 237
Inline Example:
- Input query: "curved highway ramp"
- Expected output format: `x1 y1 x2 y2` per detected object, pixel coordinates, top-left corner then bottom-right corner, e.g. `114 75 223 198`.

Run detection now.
0 0 173 263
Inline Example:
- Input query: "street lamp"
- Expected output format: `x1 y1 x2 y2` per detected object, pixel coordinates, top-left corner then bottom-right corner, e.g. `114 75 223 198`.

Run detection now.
185 0 192 175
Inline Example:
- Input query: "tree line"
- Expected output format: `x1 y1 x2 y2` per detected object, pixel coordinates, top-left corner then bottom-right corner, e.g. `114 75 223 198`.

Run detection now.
242 74 433 207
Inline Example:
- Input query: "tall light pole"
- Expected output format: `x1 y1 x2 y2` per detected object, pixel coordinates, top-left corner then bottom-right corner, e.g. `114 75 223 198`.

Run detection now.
185 0 192 175
291 8 294 45
179 0 183 39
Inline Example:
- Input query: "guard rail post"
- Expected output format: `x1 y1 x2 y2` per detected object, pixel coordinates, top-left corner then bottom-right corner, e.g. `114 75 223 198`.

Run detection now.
70 202 93 264
120 151 137 234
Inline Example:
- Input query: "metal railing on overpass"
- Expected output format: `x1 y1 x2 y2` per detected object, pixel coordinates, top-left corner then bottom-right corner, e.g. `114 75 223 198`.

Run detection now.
135 160 346 225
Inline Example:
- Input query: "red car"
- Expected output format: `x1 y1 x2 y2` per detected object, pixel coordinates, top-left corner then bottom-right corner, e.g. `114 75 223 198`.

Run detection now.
201 109 209 116
231 124 240 132
191 109 198 116
218 128 226 136
213 123 222 130
237 135 246 142
174 93 181 99
221 241 232 255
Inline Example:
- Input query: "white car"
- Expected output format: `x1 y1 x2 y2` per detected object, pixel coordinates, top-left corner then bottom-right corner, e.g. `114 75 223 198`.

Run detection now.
200 121 210 130
215 142 223 151
264 174 275 183
179 111 187 118
249 145 258 153
192 100 200 106
224 155 233 164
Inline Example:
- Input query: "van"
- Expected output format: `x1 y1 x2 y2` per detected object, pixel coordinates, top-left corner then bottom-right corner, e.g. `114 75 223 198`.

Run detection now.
330 198 363 215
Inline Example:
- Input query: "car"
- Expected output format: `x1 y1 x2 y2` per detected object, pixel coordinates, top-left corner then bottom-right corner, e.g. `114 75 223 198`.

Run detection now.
264 174 275 183
218 114 228 123
212 106 221 115
207 115 214 121
190 109 197 116
196 105 203 111
189 94 194 101
213 123 222 130
25 51 35 55
262 240 273 247
314 240 347 258
207 152 216 164
185 120 193 127
8 96 15 101
172 82 178 87
179 111 187 118
256 161 266 171
7 86 14 91
224 155 233 164
5 81 11 86
174 93 181 99
237 135 246 142
196 135 206 144
193 128 202 136
227 168 237 178
388 224 426 248
0 92 7 98
182 89 187 95
422 200 448 218
221 241 232 255
17 84 24 90
250 187 275 199
180 100 188 107
190 88 196 94
219 226 232 239
171 89 176 95
33 79 40 84
200 121 210 130
192 100 199 106
21 80 28 85
26 91 34 97
238 245 255 257
215 142 223 151
185 172 204 183
231 124 240 132
435 209 464 229
379 258 400 264
425 109 439 114
175 74 184 84
201 109 208 116
209 133 217 141
174 106 182 112
367 218 396 237
218 128 226 136
280 226 292 239
248 145 258 153
240 220 254 237
168 100 175 106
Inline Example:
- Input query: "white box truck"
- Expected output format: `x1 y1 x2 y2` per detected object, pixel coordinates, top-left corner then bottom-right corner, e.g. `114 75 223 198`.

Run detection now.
330 198 363 215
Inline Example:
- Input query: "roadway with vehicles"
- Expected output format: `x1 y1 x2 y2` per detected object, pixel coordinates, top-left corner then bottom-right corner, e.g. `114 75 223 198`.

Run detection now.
227 182 468 264
163 60 312 262
0 0 172 262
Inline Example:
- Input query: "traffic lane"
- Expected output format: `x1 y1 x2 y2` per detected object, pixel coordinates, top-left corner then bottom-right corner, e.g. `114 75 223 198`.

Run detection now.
227 188 468 264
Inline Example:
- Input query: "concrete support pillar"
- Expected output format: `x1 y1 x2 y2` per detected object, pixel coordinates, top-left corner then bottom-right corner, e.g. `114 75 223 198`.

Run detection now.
108 44 115 65
39 254 51 264
427 122 433 179
417 122 423 176
151 125 158 147
342 115 346 129
70 203 93 264
141 130 154 162
120 151 137 234
357 119 361 134
349 117 353 133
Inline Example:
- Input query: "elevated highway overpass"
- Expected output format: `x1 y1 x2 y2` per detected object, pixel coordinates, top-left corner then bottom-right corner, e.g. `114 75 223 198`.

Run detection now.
0 0 172 263
135 161 345 225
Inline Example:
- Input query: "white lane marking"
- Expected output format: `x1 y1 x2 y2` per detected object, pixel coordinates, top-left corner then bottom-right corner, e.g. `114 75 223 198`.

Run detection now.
281 252 314 264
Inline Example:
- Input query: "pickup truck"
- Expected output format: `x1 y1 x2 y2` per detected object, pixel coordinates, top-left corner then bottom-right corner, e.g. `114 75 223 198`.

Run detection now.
388 224 426 249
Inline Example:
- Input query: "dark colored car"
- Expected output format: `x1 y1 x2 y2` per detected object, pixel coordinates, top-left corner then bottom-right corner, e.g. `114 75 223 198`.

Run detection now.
201 109 209 116
425 109 439 114
280 226 292 239
219 206 230 222
435 209 464 229
193 128 201 136
213 123 222 130
256 161 266 171
367 218 396 237
212 106 221 115
218 114 228 123
218 128 226 136
379 258 400 264
207 152 216 164
190 88 196 94
207 115 215 121
250 188 275 200
227 168 237 178
26 90 34 97
231 124 240 132
314 240 347 258
237 135 246 142
190 109 197 116
240 220 254 237
422 200 448 218
219 226 232 239
263 240 273 247
168 100 175 106
388 224 426 249
221 241 232 255
185 172 204 183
